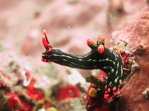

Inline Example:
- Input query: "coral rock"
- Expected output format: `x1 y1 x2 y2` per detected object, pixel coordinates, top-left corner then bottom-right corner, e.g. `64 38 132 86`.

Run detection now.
113 6 149 111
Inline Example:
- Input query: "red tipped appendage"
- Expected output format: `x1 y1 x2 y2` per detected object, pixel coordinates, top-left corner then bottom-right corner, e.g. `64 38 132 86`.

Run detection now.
87 38 94 46
98 45 105 54
42 29 52 52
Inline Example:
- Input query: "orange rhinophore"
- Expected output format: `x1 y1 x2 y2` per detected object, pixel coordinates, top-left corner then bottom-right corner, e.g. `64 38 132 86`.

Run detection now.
87 38 94 46
98 45 105 54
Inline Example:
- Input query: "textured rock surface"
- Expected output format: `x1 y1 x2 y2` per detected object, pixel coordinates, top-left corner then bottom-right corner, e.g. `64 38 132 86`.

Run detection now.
0 1 149 110
117 49 149 111
112 6 149 52
113 5 149 111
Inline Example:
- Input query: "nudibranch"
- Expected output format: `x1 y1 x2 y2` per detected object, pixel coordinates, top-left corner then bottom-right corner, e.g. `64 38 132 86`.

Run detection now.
41 30 124 99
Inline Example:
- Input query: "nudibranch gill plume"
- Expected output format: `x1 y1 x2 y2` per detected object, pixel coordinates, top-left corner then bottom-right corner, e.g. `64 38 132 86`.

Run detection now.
41 30 124 99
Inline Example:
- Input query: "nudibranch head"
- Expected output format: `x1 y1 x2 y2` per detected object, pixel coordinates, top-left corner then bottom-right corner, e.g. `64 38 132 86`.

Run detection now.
87 36 105 54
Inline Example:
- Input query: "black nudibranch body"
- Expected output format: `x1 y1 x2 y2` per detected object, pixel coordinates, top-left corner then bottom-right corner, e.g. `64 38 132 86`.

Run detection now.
42 31 124 97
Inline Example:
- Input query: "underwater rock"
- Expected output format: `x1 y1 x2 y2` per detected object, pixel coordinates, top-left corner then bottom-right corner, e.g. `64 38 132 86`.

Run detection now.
113 6 149 111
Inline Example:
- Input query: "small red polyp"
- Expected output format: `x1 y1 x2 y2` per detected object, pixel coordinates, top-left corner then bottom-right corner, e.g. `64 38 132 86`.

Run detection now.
42 29 52 52
98 45 105 54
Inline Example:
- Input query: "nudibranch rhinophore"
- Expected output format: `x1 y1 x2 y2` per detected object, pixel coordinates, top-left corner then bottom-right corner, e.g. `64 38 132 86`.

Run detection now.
41 30 124 99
